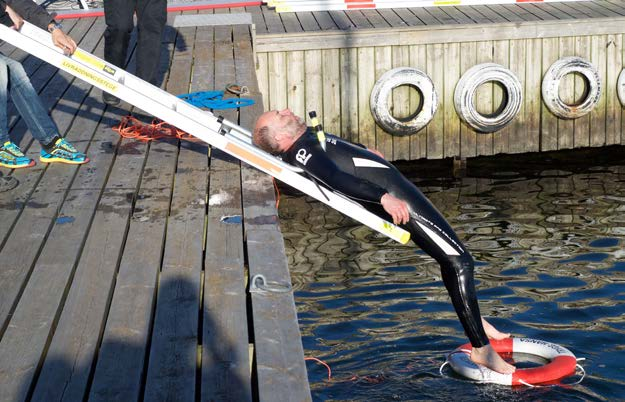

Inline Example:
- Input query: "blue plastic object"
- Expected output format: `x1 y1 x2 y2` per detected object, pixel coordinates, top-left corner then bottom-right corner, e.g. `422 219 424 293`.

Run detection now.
178 90 255 110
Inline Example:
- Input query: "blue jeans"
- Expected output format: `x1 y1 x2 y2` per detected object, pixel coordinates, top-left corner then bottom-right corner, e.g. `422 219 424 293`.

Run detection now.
0 53 57 146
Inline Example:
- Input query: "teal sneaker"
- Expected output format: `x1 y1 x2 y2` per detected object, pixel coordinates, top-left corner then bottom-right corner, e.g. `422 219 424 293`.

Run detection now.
40 138 89 165
0 141 35 168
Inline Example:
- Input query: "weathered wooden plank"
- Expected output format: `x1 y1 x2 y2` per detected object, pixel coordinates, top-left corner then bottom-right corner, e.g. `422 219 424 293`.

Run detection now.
536 3 576 20
461 6 494 24
377 8 409 28
340 47 359 143
296 11 320 31
409 44 427 160
143 21 203 402
247 5 267 34
520 3 560 21
392 45 411 161
312 11 338 30
470 5 508 23
304 49 323 127
425 6 458 25
0 27 112 402
541 37 560 151
508 4 542 21
361 9 391 28
525 38 542 153
595 0 625 16
328 10 355 30
558 36 576 150
426 43 444 159
548 2 591 19
254 17 625 52
256 52 269 111
374 46 393 157
492 40 510 155
287 51 306 117
476 40 494 156
322 48 341 134
358 47 376 149
262 5 286 34
489 4 526 22
606 33 623 145
410 7 443 26
0 16 104 336
393 8 425 26
30 114 145 402
268 52 288 110
346 10 373 29
509 38 527 153
460 41 478 158
590 35 608 146
88 26 181 402
443 42 461 158
281 10 303 33
573 35 591 148
443 6 475 25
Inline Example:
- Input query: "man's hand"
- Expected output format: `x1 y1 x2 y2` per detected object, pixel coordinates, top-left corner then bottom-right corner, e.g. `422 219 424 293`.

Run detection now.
50 28 77 55
5 6 23 30
381 193 410 225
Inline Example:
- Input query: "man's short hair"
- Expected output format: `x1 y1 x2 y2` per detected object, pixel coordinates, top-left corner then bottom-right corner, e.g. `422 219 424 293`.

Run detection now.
253 125 281 155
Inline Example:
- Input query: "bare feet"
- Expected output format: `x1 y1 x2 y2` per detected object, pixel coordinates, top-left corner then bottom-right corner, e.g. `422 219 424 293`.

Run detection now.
481 317 511 340
471 344 516 374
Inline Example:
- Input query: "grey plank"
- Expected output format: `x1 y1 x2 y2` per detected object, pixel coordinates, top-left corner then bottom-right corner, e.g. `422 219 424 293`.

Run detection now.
328 10 355 30
518 3 561 21
471 5 512 23
594 0 625 16
459 6 495 24
421 7 456 25
312 11 339 30
361 9 391 28
442 6 475 24
547 1 593 19
487 4 526 22
87 22 182 402
345 10 374 29
392 8 425 26
143 23 204 402
280 10 304 32
533 3 577 19
246 5 268 34
507 4 543 21
570 1 618 17
297 11 321 31
261 5 286 34
409 7 444 25
376 9 408 27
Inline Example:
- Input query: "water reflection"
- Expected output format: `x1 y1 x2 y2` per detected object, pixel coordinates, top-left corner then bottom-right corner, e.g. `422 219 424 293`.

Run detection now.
279 154 625 401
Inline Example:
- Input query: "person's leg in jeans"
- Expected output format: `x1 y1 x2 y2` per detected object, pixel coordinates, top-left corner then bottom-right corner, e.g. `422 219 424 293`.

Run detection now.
102 0 137 105
135 0 166 84
4 55 88 165
0 55 36 168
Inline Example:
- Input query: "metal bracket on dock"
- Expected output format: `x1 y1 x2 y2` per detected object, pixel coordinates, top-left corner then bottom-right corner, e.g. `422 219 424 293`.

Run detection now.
249 274 292 294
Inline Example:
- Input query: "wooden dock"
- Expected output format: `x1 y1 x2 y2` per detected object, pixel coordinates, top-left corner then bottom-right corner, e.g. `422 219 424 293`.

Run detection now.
0 8 309 402
252 0 625 161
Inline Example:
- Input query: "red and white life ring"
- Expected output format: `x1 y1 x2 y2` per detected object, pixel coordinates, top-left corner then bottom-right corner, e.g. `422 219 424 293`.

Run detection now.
447 338 577 386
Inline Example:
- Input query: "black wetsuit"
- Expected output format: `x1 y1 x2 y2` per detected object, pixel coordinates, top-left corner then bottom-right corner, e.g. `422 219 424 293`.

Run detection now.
281 129 489 348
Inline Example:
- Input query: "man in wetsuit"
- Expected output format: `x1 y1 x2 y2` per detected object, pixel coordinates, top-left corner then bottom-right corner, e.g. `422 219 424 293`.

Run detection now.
253 109 516 375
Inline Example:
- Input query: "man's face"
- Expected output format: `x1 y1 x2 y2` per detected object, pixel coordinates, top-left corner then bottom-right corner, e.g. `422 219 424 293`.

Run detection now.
264 109 306 136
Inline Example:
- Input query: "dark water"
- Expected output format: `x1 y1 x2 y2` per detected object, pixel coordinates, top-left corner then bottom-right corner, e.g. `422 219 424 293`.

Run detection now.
278 150 625 401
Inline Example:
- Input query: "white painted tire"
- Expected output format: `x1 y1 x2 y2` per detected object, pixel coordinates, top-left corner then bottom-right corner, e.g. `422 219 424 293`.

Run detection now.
618 68 625 107
454 63 523 133
370 67 438 136
542 56 602 119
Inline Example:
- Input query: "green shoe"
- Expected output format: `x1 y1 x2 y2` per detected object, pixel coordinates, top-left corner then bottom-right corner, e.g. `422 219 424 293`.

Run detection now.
40 138 89 165
0 141 35 168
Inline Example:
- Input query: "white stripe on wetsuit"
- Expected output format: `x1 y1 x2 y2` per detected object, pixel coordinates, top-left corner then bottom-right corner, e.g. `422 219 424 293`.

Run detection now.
416 222 460 256
352 157 389 169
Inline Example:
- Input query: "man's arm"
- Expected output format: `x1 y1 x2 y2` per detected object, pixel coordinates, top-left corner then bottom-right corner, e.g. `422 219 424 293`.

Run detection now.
3 0 53 30
293 139 409 224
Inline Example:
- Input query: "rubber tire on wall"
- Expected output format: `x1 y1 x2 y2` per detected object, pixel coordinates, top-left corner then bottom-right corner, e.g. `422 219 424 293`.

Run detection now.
542 56 602 119
618 68 625 107
453 63 523 133
370 67 438 136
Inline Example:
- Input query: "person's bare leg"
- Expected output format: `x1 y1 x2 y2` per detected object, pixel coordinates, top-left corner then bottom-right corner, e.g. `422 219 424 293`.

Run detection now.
481 317 510 340
471 344 516 374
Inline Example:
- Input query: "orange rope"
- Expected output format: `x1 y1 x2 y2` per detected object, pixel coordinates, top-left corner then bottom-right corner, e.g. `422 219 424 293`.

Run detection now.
112 115 198 142
305 357 331 381
272 177 281 209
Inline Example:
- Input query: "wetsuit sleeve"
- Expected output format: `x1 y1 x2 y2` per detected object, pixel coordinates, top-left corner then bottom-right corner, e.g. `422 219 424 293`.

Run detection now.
292 140 388 203
3 0 54 30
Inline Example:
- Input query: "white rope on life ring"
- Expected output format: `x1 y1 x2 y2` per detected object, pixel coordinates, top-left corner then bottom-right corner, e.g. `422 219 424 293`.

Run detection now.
453 63 523 133
370 67 438 136
617 68 625 107
542 56 602 119
446 338 578 386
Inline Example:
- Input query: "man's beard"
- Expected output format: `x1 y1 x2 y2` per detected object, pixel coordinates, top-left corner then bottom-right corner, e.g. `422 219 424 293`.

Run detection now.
286 115 307 135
